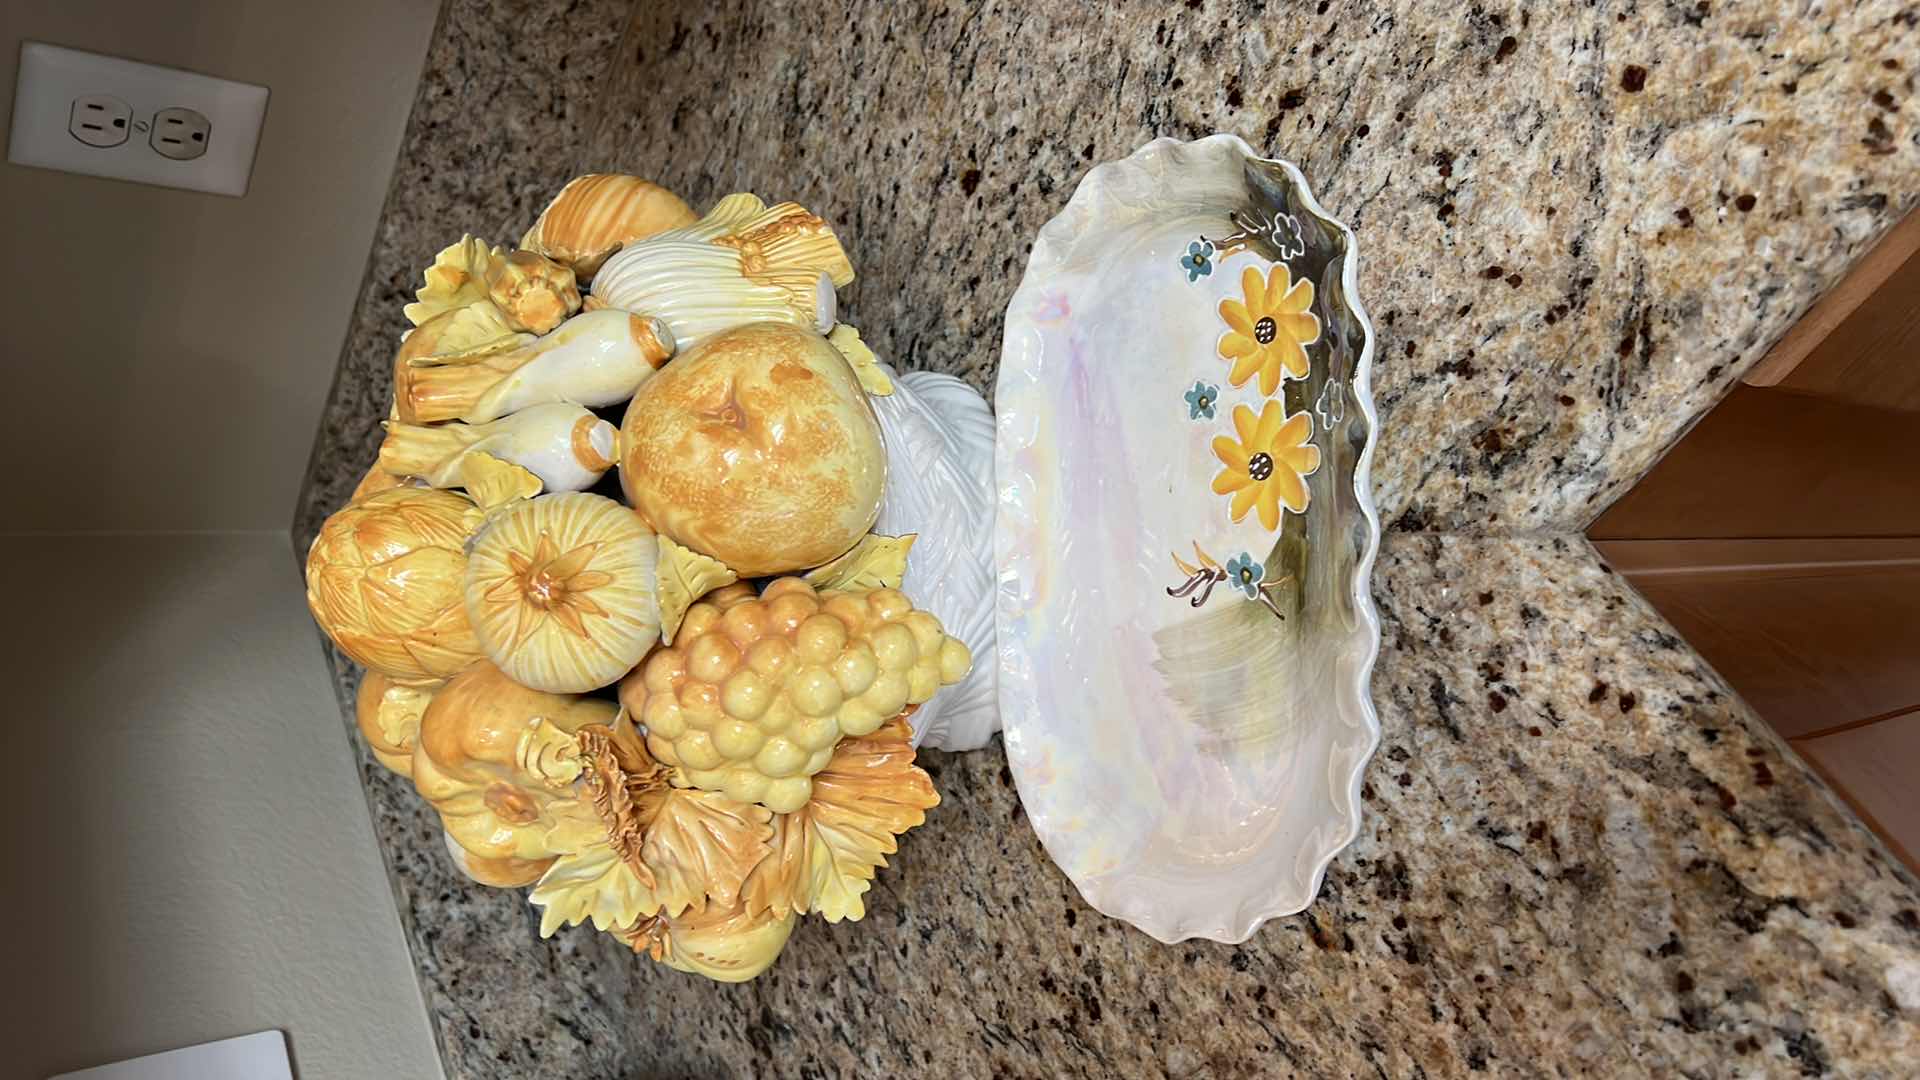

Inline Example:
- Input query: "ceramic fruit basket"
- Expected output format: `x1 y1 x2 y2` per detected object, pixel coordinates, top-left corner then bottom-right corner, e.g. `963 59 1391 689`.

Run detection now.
994 134 1383 943
308 134 1382 978
306 176 997 981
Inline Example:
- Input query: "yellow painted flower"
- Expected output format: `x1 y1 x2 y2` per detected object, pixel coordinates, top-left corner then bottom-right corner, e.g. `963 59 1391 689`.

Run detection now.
1210 401 1321 530
1217 264 1320 394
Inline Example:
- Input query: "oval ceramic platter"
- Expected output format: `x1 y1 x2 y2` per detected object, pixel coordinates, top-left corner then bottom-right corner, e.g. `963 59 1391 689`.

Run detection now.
994 134 1383 943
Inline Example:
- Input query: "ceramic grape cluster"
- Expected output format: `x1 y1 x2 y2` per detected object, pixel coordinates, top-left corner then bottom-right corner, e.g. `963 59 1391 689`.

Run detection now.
304 174 977 982
633 579 973 812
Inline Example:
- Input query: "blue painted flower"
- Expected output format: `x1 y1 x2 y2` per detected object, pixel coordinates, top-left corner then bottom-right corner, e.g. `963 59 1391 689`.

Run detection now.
1224 552 1264 598
1179 239 1215 282
1183 380 1219 420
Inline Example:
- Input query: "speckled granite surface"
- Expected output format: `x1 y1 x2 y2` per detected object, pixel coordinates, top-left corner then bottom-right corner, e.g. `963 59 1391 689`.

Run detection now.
297 0 1920 1076
294 0 638 547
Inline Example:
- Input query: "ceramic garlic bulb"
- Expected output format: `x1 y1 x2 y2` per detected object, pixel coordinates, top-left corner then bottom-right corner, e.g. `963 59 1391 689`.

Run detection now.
377 402 618 493
464 492 661 694
521 174 699 281
591 194 854 349
410 662 617 885
868 366 1000 751
397 308 675 424
619 322 886 576
306 487 485 683
616 577 971 813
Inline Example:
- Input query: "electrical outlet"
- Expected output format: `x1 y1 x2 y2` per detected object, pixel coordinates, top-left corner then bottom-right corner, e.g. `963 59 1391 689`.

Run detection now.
69 93 131 147
7 42 268 196
150 106 210 160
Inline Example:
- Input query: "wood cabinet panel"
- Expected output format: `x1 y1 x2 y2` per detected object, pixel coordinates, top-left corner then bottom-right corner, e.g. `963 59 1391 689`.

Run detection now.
1589 386 1920 540
1796 713 1920 873
1746 209 1920 413
1595 538 1920 739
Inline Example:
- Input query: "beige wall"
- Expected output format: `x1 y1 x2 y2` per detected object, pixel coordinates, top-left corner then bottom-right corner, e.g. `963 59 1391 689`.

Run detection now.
0 533 442 1080
0 4 445 1077
0 0 438 532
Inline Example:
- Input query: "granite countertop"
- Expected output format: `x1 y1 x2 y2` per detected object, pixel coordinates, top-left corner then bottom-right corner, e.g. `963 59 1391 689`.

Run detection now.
296 1 1920 1076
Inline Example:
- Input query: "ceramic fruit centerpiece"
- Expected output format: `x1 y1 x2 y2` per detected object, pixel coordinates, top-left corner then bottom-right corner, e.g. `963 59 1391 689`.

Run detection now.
306 174 992 982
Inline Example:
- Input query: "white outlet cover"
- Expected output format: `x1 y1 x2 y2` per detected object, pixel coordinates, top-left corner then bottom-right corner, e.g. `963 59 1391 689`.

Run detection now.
7 41 268 197
48 1030 292 1080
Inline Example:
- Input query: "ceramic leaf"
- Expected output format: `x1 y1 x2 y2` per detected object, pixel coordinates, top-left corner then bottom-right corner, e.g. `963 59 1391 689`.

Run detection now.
459 451 542 512
738 813 810 919
803 532 915 592
741 717 937 923
405 234 497 326
828 323 892 395
868 367 999 750
654 536 739 645
528 840 657 937
426 301 535 359
637 787 773 916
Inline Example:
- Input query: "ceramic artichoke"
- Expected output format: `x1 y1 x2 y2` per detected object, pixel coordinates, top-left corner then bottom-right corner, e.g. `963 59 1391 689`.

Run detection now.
306 487 485 683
